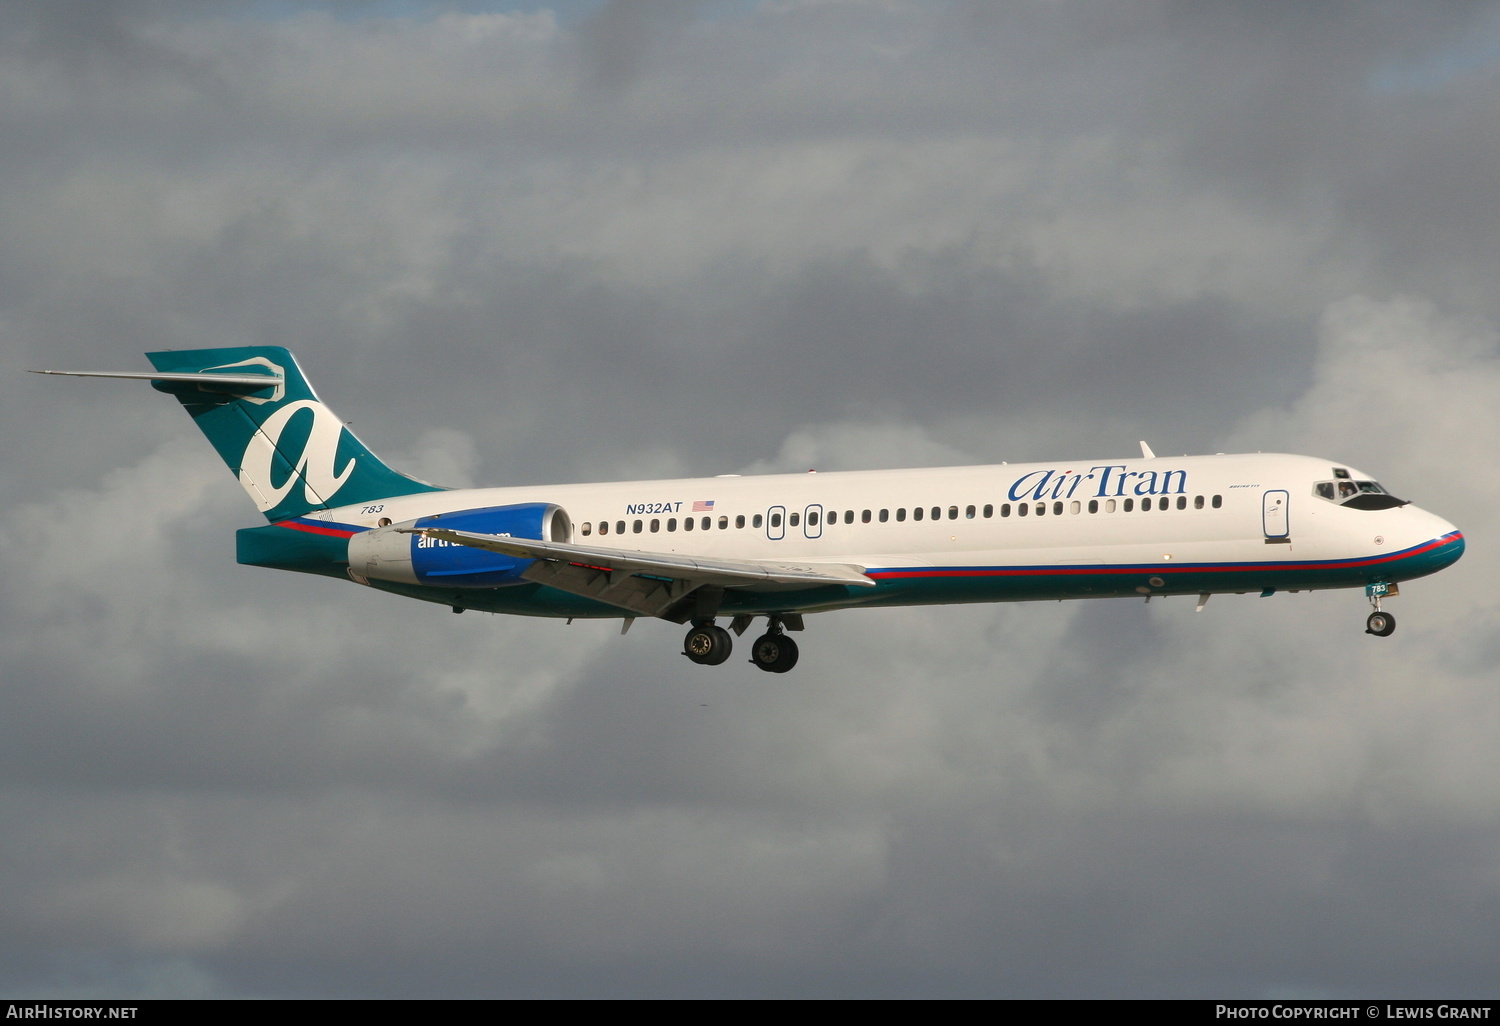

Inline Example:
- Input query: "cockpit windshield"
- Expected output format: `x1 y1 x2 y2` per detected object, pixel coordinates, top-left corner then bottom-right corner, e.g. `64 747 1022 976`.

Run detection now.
1313 473 1407 510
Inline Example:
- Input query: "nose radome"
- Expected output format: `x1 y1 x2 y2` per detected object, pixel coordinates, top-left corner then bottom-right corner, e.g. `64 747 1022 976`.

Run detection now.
1409 506 1464 567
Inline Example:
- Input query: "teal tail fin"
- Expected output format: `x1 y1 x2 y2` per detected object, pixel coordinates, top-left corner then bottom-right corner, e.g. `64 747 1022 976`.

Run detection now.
146 346 443 521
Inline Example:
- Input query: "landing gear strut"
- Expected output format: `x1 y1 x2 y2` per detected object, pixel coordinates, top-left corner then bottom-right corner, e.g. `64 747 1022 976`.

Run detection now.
683 622 733 665
749 618 799 674
1365 582 1396 637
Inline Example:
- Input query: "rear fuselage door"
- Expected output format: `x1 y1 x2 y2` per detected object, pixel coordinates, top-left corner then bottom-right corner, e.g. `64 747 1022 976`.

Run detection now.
1263 489 1289 540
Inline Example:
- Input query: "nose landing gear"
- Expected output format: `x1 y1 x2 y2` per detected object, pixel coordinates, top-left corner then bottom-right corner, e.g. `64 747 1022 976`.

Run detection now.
1365 582 1397 637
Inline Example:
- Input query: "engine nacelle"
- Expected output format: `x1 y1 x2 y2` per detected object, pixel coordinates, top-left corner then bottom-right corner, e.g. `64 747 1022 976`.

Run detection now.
347 502 571 588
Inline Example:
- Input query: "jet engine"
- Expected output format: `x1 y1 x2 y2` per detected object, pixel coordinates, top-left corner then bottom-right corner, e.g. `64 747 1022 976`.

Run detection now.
347 502 571 587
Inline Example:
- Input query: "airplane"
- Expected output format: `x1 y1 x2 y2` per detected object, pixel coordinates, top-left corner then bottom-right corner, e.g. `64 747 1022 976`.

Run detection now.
34 346 1464 673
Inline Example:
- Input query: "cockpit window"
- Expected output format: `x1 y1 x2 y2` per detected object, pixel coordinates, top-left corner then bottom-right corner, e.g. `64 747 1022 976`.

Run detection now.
1313 479 1406 510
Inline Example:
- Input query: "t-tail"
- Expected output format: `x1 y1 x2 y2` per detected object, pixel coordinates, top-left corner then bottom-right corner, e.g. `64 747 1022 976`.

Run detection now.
39 346 443 521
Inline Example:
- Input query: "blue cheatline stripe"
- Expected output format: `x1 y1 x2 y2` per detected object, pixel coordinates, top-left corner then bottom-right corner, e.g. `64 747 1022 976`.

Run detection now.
864 531 1463 580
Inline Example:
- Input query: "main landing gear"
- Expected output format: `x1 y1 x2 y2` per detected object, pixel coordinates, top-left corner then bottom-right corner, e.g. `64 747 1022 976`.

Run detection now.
682 616 801 672
1365 582 1397 637
683 623 734 665
749 623 799 674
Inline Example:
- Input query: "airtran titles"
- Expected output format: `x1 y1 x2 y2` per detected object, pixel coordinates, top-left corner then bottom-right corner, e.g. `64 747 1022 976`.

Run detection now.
1007 465 1188 503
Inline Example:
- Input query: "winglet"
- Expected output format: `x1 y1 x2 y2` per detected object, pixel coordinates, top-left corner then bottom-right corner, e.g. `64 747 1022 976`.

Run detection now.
1139 440 1156 459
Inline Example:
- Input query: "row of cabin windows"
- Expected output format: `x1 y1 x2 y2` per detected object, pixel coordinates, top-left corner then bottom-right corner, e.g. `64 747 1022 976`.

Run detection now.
577 495 1224 537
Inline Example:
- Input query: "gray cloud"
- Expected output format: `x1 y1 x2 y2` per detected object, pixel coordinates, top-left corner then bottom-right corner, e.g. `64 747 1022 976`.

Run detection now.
2 0 1499 998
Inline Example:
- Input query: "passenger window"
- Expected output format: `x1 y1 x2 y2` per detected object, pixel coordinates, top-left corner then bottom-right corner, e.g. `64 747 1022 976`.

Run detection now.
1105 499 1116 513
965 505 975 519
617 521 626 534
667 518 676 531
1070 500 1080 514
897 508 907 522
1088 499 1098 513
633 520 643 533
597 521 608 536
1194 495 1204 509
911 507 921 521
582 523 592 536
650 519 660 533
1018 503 1028 517
862 509 871 523
736 515 745 529
932 507 941 520
789 512 800 527
1053 501 1063 515
1036 503 1046 516
1123 498 1134 512
753 514 763 528
1000 503 1011 517
718 516 728 530
1212 495 1222 508
983 504 993 518
770 512 782 528
824 511 834 526
1176 496 1186 510
845 510 854 524
950 506 960 520
701 517 711 530
879 509 889 522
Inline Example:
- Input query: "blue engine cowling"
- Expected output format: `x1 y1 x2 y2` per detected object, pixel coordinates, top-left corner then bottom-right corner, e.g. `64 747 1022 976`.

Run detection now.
347 502 572 588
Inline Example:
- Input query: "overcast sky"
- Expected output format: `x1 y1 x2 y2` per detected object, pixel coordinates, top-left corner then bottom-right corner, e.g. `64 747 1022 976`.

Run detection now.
3 0 1500 998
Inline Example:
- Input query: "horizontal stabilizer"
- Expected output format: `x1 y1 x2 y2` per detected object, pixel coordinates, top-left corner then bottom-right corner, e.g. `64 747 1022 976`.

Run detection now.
30 369 284 393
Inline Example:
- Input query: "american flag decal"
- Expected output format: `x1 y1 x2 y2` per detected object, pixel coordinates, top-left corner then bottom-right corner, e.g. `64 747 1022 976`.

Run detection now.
692 500 715 512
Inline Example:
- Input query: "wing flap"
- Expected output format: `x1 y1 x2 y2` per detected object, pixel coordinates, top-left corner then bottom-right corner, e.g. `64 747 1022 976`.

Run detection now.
397 526 874 618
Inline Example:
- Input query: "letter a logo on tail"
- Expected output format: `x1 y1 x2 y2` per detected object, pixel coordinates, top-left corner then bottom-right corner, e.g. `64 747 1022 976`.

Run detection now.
144 346 444 521
239 400 357 513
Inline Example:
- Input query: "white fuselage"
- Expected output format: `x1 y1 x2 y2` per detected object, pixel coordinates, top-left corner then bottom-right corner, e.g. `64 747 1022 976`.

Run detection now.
315 452 1462 618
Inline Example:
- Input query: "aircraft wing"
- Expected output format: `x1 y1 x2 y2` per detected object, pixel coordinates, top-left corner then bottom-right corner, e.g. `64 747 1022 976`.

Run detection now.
399 526 874 620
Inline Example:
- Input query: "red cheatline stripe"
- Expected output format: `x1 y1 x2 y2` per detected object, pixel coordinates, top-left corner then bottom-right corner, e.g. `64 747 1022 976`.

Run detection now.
276 519 357 539
867 532 1461 580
